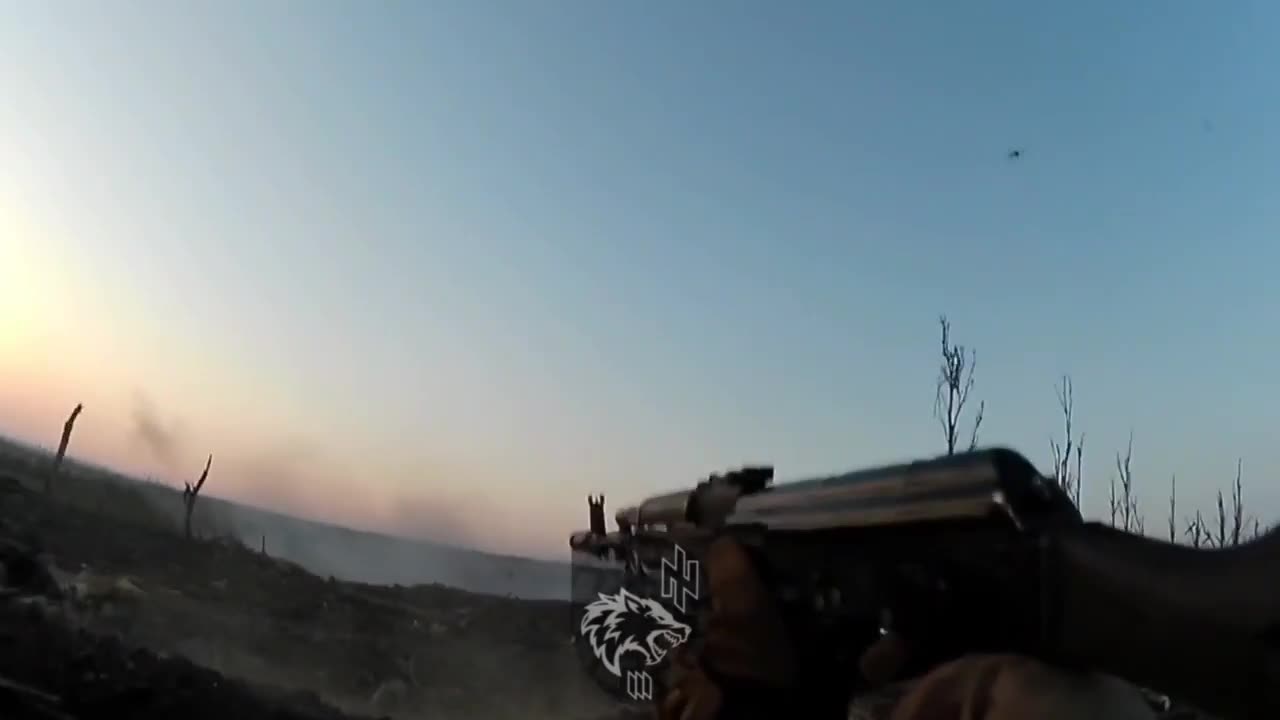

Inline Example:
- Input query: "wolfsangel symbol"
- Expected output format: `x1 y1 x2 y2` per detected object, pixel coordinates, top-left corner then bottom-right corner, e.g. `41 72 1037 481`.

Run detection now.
626 671 654 701
660 544 700 613
578 586 692 678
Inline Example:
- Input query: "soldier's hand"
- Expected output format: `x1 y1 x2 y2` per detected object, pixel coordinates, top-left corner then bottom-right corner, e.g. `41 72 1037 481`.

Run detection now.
658 536 796 720
660 648 724 720
889 654 1161 720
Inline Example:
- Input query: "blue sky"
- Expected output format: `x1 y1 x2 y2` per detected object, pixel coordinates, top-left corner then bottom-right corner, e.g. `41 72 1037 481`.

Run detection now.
2 1 1277 557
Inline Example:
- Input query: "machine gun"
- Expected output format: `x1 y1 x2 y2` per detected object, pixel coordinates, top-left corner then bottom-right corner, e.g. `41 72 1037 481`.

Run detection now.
569 447 1279 720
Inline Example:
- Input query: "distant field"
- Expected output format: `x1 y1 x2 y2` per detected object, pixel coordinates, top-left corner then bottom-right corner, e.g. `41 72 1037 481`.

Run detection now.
0 433 591 600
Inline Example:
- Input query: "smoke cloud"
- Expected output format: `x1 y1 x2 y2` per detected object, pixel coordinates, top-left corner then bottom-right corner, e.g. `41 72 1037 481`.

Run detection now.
129 392 187 469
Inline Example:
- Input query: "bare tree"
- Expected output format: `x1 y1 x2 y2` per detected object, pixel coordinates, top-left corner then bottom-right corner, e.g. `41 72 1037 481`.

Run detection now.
1230 459 1245 546
1207 459 1248 548
1188 458 1251 549
1049 376 1085 508
1109 432 1141 533
182 454 213 540
934 316 984 454
46 403 84 496
923 317 1276 549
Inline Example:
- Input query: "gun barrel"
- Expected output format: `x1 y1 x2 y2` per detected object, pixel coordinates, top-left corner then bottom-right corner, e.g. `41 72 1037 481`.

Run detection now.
569 530 627 555
616 489 693 529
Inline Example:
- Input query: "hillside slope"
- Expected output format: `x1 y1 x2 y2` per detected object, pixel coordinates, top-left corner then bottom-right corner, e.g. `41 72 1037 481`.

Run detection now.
0 473 626 720
0 433 577 600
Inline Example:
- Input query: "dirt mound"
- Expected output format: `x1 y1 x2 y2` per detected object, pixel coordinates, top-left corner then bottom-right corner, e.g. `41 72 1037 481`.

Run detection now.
0 540 378 720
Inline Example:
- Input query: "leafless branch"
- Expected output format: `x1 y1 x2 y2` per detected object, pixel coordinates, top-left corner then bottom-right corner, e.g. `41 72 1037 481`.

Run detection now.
1049 376 1085 508
1112 432 1139 533
1186 510 1209 548
968 401 985 451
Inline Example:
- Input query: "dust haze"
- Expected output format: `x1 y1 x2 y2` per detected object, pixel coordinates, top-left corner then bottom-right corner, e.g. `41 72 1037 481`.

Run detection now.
127 394 570 599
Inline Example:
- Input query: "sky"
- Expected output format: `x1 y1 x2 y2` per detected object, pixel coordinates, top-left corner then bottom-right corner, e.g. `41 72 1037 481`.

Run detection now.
2 1 1278 560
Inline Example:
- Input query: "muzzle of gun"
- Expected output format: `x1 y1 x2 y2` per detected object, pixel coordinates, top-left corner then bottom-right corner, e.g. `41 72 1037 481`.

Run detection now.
570 466 774 559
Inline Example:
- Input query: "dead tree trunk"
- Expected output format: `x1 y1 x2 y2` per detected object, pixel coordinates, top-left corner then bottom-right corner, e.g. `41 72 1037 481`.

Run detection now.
1230 459 1244 546
183 454 213 540
45 403 84 496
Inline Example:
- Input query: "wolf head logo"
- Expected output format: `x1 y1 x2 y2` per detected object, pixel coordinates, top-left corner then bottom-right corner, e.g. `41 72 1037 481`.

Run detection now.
579 587 691 677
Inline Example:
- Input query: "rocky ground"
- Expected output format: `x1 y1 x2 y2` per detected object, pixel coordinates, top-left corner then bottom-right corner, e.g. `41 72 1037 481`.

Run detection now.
0 474 629 720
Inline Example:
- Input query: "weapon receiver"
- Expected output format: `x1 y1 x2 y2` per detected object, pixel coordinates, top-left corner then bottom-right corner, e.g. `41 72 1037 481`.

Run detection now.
569 447 1279 720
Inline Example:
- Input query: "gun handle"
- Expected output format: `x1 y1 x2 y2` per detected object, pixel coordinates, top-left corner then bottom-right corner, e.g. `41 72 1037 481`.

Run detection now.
1050 523 1280 720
